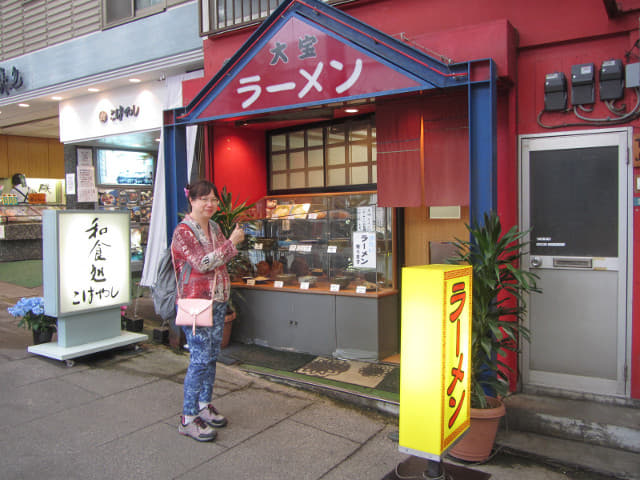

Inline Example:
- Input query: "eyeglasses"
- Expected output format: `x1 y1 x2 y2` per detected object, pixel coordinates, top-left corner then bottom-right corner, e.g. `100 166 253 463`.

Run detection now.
194 196 219 204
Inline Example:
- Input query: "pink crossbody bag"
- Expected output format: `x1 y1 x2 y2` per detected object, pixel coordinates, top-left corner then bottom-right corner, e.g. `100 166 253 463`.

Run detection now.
173 256 213 334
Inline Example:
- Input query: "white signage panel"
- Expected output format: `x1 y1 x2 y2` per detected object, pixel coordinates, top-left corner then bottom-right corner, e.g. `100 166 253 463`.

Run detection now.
57 212 130 314
352 231 376 269
59 82 166 143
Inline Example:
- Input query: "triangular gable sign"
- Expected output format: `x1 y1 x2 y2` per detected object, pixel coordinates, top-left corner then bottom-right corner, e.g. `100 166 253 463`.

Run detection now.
180 0 469 124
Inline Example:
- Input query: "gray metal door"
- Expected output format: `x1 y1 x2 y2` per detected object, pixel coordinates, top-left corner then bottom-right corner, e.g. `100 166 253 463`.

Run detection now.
520 128 630 397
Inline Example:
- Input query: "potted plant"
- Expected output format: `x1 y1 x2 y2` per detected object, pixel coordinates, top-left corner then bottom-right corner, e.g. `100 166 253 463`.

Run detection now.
447 211 540 462
211 186 255 347
8 296 57 345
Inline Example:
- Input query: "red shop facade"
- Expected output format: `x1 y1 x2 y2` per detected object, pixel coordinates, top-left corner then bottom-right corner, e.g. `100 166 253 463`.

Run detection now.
163 0 640 401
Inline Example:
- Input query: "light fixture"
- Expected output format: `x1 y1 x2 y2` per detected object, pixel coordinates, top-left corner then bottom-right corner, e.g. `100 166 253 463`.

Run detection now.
155 138 161 142
88 87 100 92
52 96 63 101
129 78 141 83
570 63 595 105
344 108 359 113
18 103 30 108
543 72 567 111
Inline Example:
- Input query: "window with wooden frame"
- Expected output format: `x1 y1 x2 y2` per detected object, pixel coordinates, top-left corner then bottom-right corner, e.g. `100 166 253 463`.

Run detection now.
268 116 376 193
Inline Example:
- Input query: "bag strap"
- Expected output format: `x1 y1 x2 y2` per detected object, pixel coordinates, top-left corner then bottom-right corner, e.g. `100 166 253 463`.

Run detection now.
172 253 191 300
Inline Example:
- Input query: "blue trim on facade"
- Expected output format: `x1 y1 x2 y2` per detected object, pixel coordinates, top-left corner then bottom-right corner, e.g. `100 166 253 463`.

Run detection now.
164 125 189 239
468 60 498 227
0 2 201 95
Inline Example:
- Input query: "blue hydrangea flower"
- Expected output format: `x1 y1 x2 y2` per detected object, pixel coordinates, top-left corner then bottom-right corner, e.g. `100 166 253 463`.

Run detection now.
7 297 55 332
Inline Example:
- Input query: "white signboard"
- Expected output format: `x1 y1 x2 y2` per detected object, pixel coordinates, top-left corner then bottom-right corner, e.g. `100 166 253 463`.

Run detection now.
76 166 98 203
352 231 376 269
77 148 93 166
65 173 76 195
59 82 167 143
357 206 375 232
58 212 130 314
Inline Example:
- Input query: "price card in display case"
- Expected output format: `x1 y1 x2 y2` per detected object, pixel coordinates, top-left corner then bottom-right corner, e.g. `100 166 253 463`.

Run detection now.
254 243 263 250
327 245 337 253
274 281 284 288
246 279 256 286
330 284 340 292
300 281 310 290
356 285 367 294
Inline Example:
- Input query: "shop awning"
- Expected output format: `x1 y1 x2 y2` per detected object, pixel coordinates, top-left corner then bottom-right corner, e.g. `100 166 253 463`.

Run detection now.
163 0 496 234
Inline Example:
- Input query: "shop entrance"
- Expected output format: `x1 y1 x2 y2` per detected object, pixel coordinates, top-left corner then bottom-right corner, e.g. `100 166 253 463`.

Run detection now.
520 128 630 396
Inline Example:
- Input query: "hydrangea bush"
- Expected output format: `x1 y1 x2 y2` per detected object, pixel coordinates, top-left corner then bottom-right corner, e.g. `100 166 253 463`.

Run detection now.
7 297 56 332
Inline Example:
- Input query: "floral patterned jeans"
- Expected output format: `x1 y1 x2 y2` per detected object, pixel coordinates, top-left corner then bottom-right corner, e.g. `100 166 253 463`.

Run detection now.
182 301 227 416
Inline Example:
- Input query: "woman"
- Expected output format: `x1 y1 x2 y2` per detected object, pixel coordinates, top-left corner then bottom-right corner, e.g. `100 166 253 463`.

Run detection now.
171 180 245 442
10 173 34 203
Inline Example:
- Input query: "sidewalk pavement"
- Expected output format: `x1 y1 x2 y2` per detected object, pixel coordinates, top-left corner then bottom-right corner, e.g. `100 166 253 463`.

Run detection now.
0 281 622 480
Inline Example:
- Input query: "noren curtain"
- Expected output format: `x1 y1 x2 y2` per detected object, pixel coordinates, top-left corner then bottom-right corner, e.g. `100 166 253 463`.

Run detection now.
376 100 422 207
376 95 469 207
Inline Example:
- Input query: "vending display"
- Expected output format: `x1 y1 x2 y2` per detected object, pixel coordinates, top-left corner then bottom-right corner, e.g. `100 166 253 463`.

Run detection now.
95 148 155 271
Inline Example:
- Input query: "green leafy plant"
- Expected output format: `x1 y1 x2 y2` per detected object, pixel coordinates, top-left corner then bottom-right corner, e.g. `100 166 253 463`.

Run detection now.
448 211 540 409
211 186 255 238
211 186 256 315
8 296 57 333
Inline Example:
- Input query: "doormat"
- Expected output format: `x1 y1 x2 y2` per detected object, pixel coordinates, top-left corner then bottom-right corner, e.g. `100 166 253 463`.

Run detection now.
219 343 316 371
296 357 396 388
382 456 490 480
0 260 42 288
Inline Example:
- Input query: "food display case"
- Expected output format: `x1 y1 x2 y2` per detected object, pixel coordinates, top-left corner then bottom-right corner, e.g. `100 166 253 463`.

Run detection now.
0 205 65 261
232 192 394 293
231 192 398 361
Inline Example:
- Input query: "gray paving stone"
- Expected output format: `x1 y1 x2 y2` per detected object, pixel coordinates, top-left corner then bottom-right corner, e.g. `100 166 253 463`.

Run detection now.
182 418 359 480
208 386 314 449
60 422 227 479
289 399 386 443
60 365 159 396
0 355 88 388
112 347 189 377
320 424 409 480
0 379 182 458
0 376 99 428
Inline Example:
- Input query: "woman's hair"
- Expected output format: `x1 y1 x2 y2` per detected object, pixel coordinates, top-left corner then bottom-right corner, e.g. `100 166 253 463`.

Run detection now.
185 180 219 212
11 173 25 186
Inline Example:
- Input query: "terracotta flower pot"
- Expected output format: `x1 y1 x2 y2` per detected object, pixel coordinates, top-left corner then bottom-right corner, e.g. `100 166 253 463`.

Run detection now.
448 397 505 462
221 311 236 348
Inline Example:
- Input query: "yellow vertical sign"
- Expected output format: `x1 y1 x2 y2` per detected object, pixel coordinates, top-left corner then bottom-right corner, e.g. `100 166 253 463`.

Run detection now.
398 264 472 461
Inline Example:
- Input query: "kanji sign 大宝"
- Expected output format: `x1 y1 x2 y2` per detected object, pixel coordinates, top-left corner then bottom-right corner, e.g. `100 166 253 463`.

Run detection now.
197 17 419 119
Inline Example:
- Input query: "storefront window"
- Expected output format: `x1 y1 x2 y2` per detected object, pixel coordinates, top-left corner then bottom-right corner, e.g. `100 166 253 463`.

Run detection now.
269 116 376 193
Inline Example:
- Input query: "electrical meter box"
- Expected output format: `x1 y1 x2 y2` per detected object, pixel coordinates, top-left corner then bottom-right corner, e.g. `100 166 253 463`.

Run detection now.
599 60 624 101
544 72 567 111
571 63 595 105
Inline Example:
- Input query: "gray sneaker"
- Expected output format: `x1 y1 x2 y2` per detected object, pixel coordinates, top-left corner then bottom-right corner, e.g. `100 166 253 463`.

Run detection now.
178 416 217 441
199 404 228 428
